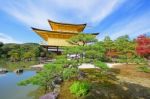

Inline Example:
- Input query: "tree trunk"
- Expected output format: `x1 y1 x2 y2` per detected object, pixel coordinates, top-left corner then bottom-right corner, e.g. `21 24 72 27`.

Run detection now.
44 85 48 94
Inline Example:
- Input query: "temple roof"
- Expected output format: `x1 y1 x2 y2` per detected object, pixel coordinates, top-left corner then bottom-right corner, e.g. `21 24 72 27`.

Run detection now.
32 20 99 46
48 20 86 33
32 27 99 41
32 27 79 41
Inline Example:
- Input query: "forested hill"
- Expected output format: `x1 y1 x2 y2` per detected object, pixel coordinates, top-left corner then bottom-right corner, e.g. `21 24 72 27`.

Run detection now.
0 42 48 62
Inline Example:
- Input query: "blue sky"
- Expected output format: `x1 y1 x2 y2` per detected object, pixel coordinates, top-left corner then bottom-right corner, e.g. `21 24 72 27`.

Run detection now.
0 0 150 43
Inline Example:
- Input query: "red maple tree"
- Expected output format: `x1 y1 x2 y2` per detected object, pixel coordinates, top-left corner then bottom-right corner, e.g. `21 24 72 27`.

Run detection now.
136 35 150 58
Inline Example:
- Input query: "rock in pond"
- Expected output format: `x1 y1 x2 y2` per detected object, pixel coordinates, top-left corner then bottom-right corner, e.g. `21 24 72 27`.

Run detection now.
0 68 8 74
14 69 23 74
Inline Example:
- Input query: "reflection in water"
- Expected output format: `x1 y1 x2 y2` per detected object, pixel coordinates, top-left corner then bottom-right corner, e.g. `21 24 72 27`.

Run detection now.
0 71 43 99
0 73 6 77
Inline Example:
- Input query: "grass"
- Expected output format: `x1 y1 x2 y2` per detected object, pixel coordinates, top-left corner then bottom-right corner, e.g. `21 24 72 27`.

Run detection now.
59 65 150 99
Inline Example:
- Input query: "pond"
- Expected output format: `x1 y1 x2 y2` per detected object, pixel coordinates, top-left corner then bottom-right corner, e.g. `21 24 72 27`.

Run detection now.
0 71 40 99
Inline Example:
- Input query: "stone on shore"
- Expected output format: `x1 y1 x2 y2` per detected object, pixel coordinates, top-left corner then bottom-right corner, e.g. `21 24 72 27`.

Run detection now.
40 92 58 99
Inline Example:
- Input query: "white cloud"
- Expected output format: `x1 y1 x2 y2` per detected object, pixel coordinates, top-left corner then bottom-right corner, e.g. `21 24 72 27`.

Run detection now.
0 33 21 43
99 12 150 40
53 0 124 24
0 0 124 29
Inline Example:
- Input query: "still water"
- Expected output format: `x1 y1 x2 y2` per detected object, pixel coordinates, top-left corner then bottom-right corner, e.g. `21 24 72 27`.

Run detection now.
0 71 39 99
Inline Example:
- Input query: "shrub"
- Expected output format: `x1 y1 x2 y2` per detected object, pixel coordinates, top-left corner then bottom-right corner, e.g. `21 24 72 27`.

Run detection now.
70 81 90 97
133 58 144 64
94 61 109 70
138 66 150 73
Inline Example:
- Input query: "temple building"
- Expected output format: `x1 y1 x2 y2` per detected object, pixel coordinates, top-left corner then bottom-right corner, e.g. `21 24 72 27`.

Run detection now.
32 20 99 53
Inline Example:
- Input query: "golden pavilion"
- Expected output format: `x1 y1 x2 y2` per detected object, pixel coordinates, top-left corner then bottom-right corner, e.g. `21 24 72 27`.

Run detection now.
32 20 99 52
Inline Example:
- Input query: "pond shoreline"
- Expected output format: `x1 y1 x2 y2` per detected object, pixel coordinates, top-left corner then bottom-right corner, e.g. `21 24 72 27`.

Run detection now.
0 70 44 99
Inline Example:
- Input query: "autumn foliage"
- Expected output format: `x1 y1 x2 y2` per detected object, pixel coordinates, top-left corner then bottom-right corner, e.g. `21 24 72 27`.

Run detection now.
136 35 150 57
